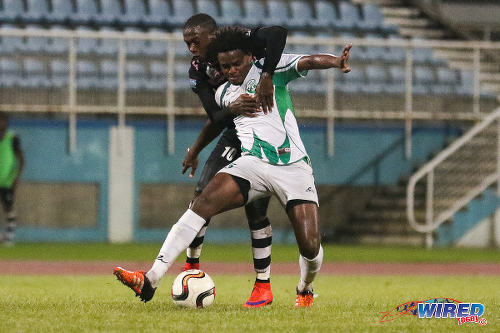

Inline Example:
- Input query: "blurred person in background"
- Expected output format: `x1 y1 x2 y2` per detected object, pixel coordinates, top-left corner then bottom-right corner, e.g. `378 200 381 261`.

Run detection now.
0 112 24 246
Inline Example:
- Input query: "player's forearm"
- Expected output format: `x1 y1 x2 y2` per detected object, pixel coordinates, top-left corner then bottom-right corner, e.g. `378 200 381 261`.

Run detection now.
297 54 343 71
255 26 287 75
189 120 223 156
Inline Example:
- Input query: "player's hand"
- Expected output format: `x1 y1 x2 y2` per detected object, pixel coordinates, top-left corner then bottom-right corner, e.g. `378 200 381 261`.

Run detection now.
182 148 199 178
339 44 352 73
227 94 260 118
256 73 274 114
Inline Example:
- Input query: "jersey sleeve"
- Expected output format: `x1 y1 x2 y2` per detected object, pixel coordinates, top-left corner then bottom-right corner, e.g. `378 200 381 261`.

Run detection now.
188 65 205 94
215 82 231 108
267 54 308 86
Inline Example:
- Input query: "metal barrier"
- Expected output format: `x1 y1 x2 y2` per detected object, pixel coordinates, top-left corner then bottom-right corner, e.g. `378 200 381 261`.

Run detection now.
0 28 499 155
407 106 500 247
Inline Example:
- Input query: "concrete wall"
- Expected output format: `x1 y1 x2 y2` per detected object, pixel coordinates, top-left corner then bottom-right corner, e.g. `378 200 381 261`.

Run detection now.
6 117 461 243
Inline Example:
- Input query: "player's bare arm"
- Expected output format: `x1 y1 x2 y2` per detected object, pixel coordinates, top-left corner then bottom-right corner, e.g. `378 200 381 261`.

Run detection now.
182 119 222 178
297 44 352 73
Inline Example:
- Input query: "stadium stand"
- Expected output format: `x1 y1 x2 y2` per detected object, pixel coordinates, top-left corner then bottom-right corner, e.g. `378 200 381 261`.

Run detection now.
0 0 494 101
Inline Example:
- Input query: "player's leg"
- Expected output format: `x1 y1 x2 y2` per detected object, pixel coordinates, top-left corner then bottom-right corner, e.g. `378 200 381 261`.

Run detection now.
268 160 322 307
184 132 241 270
243 196 274 307
286 201 323 307
114 172 246 302
0 188 16 246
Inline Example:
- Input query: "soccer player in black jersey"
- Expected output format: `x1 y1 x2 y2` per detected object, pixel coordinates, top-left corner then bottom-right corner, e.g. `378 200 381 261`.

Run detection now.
180 14 287 307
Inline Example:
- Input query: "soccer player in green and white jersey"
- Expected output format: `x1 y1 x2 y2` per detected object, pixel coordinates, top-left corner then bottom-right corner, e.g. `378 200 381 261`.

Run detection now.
113 27 351 307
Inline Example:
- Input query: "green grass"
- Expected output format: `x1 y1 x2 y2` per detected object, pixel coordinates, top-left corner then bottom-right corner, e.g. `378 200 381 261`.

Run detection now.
0 243 499 263
0 275 499 332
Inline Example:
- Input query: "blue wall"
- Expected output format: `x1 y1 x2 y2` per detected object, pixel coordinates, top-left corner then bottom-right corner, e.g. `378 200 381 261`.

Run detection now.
12 119 110 242
10 117 460 242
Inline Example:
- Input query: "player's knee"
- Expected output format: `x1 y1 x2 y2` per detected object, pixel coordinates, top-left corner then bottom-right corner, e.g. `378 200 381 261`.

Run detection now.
300 236 321 260
190 193 215 218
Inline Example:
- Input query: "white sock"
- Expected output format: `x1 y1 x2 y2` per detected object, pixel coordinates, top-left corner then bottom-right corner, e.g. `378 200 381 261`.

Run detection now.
297 245 323 293
146 209 206 288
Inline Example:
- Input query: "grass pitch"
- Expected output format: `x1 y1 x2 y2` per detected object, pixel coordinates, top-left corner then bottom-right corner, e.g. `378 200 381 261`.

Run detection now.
1 275 499 332
1 243 499 263
1 244 499 332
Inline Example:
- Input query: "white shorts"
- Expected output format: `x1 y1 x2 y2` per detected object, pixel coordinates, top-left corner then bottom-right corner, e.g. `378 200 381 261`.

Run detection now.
218 155 319 206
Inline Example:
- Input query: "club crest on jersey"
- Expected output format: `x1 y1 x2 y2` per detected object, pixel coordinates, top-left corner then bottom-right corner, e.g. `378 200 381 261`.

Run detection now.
246 79 257 93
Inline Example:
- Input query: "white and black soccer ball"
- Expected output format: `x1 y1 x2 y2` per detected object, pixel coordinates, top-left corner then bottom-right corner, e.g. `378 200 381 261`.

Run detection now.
171 269 215 308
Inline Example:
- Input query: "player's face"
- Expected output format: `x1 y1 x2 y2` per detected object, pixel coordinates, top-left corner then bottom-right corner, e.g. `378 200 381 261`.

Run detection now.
218 50 253 85
183 27 213 58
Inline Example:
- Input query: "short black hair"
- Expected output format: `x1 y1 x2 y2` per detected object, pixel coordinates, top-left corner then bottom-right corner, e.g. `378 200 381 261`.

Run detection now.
183 14 217 33
206 26 253 66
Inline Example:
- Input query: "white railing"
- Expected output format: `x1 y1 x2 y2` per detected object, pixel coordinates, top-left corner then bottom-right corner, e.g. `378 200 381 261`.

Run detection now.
0 28 499 155
407 106 500 247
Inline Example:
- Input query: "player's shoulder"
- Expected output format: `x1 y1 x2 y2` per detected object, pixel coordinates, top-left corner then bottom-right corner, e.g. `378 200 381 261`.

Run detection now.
215 81 232 106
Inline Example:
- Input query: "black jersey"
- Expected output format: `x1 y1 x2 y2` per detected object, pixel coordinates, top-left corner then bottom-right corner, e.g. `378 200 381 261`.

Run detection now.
188 26 287 126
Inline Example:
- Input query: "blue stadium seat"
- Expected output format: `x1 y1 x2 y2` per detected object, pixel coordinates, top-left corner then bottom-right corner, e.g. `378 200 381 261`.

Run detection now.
145 0 170 26
73 0 100 25
219 0 243 25
126 61 148 90
290 70 322 94
98 60 118 89
433 67 457 95
337 66 364 93
242 0 267 27
171 0 195 26
96 0 123 26
24 0 50 24
48 25 70 55
77 60 99 89
0 24 24 55
358 33 386 62
76 27 99 55
412 38 446 65
413 65 434 94
359 3 397 33
289 0 316 29
50 59 69 88
121 0 147 26
145 28 168 57
22 25 51 54
97 26 120 56
457 70 473 96
362 65 387 93
0 58 22 88
387 65 405 94
337 2 361 31
267 0 289 27
124 27 146 56
49 0 74 24
0 0 24 24
289 32 316 54
22 58 50 88
386 35 406 63
196 0 222 23
149 60 168 91
314 0 337 29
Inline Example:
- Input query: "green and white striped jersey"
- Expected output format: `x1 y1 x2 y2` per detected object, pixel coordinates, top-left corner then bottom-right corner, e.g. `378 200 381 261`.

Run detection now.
215 54 309 165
